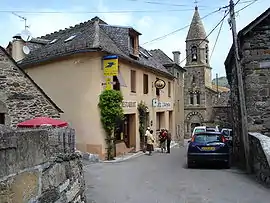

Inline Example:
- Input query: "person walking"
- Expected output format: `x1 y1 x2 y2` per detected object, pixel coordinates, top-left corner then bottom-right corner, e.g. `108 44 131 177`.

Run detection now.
159 129 167 153
166 130 172 154
144 127 151 153
146 129 155 155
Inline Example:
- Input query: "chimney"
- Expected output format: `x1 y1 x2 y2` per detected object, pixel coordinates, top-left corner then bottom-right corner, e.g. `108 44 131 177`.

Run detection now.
11 34 25 62
172 51 181 65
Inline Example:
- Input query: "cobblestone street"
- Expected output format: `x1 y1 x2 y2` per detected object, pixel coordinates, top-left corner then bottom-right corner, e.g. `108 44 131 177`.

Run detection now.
84 147 270 203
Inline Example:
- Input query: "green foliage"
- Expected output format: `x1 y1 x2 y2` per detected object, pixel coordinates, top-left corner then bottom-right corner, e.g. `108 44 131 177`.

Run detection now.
137 101 148 138
98 90 124 160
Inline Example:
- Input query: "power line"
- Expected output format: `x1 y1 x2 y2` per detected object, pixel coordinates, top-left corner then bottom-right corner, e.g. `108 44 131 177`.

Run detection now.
235 0 259 13
179 8 230 65
126 0 197 7
0 8 197 14
142 6 228 45
210 10 228 60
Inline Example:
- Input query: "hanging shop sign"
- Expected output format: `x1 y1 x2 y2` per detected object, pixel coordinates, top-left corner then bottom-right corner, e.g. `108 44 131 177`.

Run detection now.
103 55 118 76
122 100 137 108
152 98 171 108
154 79 166 89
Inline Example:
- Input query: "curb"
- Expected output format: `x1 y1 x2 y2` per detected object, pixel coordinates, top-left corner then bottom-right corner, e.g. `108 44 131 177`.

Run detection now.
102 151 144 163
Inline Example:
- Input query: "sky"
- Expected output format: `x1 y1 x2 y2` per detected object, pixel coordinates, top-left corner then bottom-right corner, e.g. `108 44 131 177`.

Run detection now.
0 0 269 77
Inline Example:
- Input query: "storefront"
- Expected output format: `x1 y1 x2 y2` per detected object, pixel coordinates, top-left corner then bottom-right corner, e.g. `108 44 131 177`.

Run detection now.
151 98 174 141
114 100 137 155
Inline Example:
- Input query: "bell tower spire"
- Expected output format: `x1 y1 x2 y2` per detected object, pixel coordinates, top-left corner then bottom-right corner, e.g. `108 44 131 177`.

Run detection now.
185 6 209 67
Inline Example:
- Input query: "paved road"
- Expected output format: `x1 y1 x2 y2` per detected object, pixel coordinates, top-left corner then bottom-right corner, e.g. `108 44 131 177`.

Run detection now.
83 147 270 203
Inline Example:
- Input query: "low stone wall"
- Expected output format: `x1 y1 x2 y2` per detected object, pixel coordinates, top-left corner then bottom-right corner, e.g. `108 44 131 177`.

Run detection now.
249 132 270 187
0 126 86 203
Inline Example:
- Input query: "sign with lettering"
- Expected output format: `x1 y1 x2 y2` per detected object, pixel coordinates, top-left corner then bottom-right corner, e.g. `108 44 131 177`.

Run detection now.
103 55 118 76
152 99 171 108
122 101 137 108
154 79 166 89
260 61 270 69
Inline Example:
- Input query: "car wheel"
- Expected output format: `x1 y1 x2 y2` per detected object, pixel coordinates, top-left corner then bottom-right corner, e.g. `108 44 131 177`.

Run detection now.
187 159 195 168
224 160 231 169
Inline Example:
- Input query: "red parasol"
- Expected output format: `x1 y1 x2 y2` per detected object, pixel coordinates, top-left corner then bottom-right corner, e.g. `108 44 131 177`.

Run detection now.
17 117 68 127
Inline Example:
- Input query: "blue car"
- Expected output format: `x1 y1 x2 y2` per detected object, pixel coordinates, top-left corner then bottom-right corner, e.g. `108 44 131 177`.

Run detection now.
187 131 231 168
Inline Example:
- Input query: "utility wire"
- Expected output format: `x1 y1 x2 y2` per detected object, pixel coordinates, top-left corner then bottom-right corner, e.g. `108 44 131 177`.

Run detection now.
0 8 197 14
210 10 228 60
142 6 229 45
179 9 230 65
126 0 197 7
235 0 259 13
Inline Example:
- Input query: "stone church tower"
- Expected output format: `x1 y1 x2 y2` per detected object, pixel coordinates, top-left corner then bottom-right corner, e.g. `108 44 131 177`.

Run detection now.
184 6 215 138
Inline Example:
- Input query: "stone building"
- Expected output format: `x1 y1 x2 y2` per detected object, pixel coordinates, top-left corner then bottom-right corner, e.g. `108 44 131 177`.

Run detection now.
184 6 230 138
0 46 62 127
7 17 185 158
225 8 270 163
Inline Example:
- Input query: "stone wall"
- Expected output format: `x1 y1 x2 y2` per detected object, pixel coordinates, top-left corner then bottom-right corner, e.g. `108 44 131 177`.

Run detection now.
249 132 270 187
0 126 86 203
0 47 60 128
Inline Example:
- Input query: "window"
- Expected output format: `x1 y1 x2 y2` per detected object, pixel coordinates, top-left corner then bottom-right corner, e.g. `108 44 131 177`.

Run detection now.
143 74 148 94
205 44 209 64
113 76 120 91
64 35 76 42
130 36 135 50
168 81 171 97
190 93 194 105
156 78 160 96
196 93 200 105
177 72 180 84
0 113 5 124
191 46 198 62
177 100 180 112
130 70 136 93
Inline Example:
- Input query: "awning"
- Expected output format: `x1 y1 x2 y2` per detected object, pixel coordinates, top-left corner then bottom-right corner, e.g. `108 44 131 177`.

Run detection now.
17 117 68 127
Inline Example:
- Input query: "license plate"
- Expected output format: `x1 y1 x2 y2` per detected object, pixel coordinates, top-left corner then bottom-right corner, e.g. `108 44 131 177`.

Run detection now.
201 147 215 151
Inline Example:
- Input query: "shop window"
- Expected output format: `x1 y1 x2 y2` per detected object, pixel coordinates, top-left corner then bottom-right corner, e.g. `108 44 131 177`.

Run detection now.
168 81 171 97
113 76 120 91
190 93 194 105
143 74 148 94
0 113 5 124
130 70 136 93
196 93 200 105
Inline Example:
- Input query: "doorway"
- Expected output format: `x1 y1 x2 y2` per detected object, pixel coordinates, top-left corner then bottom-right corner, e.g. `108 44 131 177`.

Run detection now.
156 112 165 130
123 114 136 148
191 123 200 132
169 111 173 133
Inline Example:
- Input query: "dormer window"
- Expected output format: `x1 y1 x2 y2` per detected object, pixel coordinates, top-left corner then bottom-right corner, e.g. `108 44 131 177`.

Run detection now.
129 28 140 58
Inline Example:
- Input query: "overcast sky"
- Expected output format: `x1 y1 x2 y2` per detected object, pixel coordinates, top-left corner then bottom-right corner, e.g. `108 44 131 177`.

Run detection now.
0 0 269 77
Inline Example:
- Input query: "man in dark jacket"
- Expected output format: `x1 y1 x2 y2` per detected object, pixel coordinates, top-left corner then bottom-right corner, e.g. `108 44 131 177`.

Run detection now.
166 130 172 153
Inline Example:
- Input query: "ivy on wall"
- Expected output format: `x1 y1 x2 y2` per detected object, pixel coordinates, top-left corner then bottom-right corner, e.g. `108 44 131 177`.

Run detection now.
137 101 148 138
98 90 124 160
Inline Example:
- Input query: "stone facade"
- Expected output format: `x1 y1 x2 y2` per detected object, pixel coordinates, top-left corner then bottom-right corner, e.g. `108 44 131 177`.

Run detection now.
225 8 270 164
0 126 86 203
249 133 270 187
0 46 61 127
183 7 230 138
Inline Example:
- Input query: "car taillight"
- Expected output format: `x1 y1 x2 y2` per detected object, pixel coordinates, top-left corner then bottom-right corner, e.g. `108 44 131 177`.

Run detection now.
221 136 227 143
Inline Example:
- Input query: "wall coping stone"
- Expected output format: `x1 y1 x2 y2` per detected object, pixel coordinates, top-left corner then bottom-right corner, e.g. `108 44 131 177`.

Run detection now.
249 132 270 166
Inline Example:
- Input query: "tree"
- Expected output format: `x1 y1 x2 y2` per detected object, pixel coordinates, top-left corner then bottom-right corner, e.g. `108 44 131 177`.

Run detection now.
137 101 148 145
98 90 124 160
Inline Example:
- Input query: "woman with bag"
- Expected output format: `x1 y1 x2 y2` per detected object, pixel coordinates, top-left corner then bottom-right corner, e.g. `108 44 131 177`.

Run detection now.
146 130 155 155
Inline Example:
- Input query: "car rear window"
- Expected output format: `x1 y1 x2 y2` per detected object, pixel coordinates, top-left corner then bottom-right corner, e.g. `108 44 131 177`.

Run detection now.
194 129 205 133
194 134 222 143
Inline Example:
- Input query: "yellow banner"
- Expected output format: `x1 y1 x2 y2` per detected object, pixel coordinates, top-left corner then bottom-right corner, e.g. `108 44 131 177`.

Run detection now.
105 77 112 90
103 58 118 76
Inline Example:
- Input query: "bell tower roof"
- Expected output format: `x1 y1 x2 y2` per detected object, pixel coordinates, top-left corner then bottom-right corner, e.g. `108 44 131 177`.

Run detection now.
186 6 208 42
